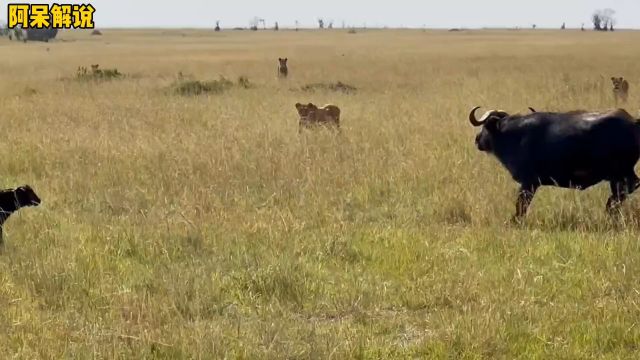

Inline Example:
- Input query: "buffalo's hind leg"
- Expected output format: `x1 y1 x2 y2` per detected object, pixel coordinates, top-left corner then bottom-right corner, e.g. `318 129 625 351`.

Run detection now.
606 172 640 215
511 184 539 223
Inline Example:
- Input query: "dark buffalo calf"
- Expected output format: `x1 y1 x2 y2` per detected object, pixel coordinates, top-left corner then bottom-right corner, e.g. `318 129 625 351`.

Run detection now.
0 185 41 244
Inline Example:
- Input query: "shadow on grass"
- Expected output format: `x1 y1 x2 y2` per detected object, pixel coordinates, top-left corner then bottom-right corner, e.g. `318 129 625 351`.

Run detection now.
509 208 640 234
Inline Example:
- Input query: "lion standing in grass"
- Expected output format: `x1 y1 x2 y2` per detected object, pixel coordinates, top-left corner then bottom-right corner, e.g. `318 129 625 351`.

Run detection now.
295 102 341 132
611 76 629 104
278 58 288 78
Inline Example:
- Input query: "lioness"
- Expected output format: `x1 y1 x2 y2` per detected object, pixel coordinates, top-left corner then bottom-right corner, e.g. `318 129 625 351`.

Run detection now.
295 102 341 132
611 76 629 104
278 58 288 78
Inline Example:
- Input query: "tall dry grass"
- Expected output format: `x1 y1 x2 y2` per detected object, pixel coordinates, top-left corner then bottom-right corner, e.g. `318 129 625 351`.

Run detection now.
0 28 640 358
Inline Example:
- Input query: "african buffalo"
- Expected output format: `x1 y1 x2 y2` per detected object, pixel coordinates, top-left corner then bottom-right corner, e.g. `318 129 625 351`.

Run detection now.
0 185 41 245
469 106 640 221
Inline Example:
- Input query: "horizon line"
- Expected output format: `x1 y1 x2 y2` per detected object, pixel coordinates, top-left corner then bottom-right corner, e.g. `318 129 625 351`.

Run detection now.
44 25 640 31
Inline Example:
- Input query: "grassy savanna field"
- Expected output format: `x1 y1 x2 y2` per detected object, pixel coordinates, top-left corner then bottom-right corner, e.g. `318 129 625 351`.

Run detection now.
3 28 640 358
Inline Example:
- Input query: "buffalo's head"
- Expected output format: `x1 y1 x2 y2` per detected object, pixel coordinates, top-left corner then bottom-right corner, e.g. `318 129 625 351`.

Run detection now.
469 106 511 153
15 185 41 207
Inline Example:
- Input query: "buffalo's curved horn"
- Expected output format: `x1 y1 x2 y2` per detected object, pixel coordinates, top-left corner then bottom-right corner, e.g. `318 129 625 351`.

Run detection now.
469 106 484 126
528 107 536 113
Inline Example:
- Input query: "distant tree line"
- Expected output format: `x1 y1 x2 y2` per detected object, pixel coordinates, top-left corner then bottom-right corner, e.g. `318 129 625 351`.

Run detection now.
0 24 58 42
592 8 616 31
212 17 341 32
212 9 618 32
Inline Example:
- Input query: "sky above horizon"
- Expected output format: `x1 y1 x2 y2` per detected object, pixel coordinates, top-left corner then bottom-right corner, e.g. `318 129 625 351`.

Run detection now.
2 0 640 29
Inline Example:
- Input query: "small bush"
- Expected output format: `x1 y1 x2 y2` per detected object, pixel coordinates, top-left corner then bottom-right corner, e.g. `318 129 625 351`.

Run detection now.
75 64 123 81
174 80 229 96
237 75 252 88
23 87 38 96
172 76 241 96
176 71 193 81
347 28 357 34
301 81 357 93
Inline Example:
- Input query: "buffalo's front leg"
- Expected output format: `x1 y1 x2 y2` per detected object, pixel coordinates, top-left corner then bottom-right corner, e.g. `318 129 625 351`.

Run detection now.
606 183 627 215
606 174 640 215
512 184 538 222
